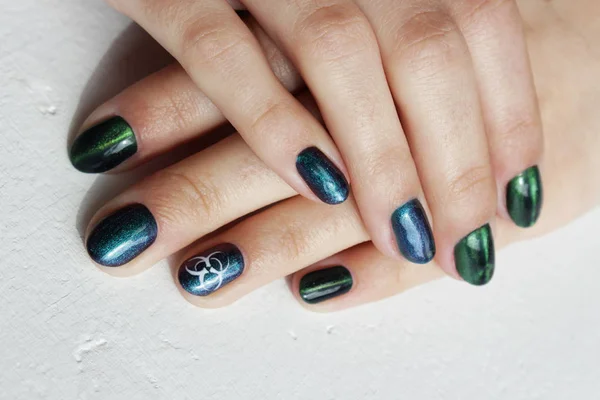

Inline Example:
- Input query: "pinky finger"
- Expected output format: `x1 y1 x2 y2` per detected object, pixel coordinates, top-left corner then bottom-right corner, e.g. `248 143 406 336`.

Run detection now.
291 243 444 312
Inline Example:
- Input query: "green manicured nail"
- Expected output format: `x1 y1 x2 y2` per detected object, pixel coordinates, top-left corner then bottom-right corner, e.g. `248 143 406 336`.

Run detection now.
454 224 495 286
506 166 543 228
299 266 353 304
70 116 137 173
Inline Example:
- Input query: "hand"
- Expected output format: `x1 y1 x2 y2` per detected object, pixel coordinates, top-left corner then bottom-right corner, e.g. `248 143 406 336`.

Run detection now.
79 0 600 308
71 0 545 285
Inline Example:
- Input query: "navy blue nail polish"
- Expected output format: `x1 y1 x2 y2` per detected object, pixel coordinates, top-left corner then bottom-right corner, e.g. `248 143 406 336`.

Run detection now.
296 147 349 205
178 244 245 296
86 204 157 267
391 199 435 264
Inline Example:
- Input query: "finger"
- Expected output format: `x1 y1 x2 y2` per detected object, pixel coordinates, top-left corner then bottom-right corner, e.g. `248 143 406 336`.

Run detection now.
226 0 246 10
177 123 592 307
292 243 444 312
241 0 435 262
70 16 302 173
447 0 544 228
357 1 497 285
103 0 350 205
84 135 295 276
175 195 368 307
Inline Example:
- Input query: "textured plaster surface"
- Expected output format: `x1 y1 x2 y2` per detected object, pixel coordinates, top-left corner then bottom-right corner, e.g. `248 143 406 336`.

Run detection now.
1 1 599 399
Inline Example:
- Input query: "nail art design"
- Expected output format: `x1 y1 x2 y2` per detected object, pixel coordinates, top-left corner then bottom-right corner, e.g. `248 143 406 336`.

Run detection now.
179 244 244 296
296 147 349 205
86 204 157 267
391 199 435 264
299 266 353 304
506 166 543 228
70 116 137 173
454 224 495 286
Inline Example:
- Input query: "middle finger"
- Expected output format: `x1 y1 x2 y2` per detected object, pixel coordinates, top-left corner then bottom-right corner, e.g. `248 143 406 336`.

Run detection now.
242 0 435 263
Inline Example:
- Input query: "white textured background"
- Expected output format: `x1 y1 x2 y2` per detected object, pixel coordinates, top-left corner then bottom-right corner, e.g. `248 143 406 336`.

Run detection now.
1 1 599 399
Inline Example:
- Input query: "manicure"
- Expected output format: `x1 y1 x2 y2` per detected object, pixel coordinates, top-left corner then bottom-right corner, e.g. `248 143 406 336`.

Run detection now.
178 244 245 296
391 199 435 264
296 147 349 205
454 224 495 286
299 266 353 304
86 204 157 267
70 116 137 173
506 166 543 228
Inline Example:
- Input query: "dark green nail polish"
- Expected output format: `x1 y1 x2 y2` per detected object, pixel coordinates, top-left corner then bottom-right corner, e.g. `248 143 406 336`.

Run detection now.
178 244 245 296
299 266 353 304
296 147 349 205
70 116 137 173
86 204 157 267
454 224 495 286
506 166 543 228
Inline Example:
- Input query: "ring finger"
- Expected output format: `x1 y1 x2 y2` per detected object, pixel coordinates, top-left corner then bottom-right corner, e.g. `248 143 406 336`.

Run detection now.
242 0 435 263
357 0 498 285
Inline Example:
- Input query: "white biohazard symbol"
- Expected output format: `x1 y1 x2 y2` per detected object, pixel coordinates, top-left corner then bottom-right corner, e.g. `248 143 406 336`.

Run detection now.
185 251 229 291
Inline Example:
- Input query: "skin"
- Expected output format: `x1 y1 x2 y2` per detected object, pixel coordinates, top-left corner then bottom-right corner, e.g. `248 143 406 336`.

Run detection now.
80 0 600 310
84 0 545 281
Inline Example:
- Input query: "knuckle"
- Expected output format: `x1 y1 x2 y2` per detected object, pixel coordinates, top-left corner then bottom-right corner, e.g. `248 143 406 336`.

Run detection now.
361 145 418 191
495 114 542 158
390 9 464 71
180 16 249 68
249 100 297 145
149 169 223 229
498 114 538 141
143 0 186 27
446 164 495 207
275 222 311 263
135 78 199 136
294 4 375 62
459 0 517 26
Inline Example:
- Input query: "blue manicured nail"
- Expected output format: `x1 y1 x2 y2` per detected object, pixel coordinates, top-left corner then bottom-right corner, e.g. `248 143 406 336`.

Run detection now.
178 244 245 296
86 204 157 267
391 199 435 264
296 147 349 205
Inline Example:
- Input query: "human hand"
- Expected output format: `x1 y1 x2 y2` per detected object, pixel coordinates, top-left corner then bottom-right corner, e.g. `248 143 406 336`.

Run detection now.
75 0 600 308
71 0 546 285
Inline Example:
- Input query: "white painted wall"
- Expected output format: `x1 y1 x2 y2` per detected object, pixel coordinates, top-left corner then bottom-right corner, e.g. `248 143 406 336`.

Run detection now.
1 1 599 399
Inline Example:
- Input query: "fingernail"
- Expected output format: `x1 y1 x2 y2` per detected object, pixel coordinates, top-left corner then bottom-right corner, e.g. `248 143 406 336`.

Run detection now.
391 199 435 264
178 244 245 296
296 147 349 205
299 266 353 304
506 166 543 228
454 224 495 286
86 204 157 267
70 116 137 173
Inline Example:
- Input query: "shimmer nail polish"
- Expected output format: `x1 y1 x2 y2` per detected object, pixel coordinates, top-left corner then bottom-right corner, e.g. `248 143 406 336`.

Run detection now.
70 116 137 173
391 199 435 264
296 147 349 205
178 244 244 296
299 266 353 304
506 166 543 228
86 204 157 267
454 224 495 286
